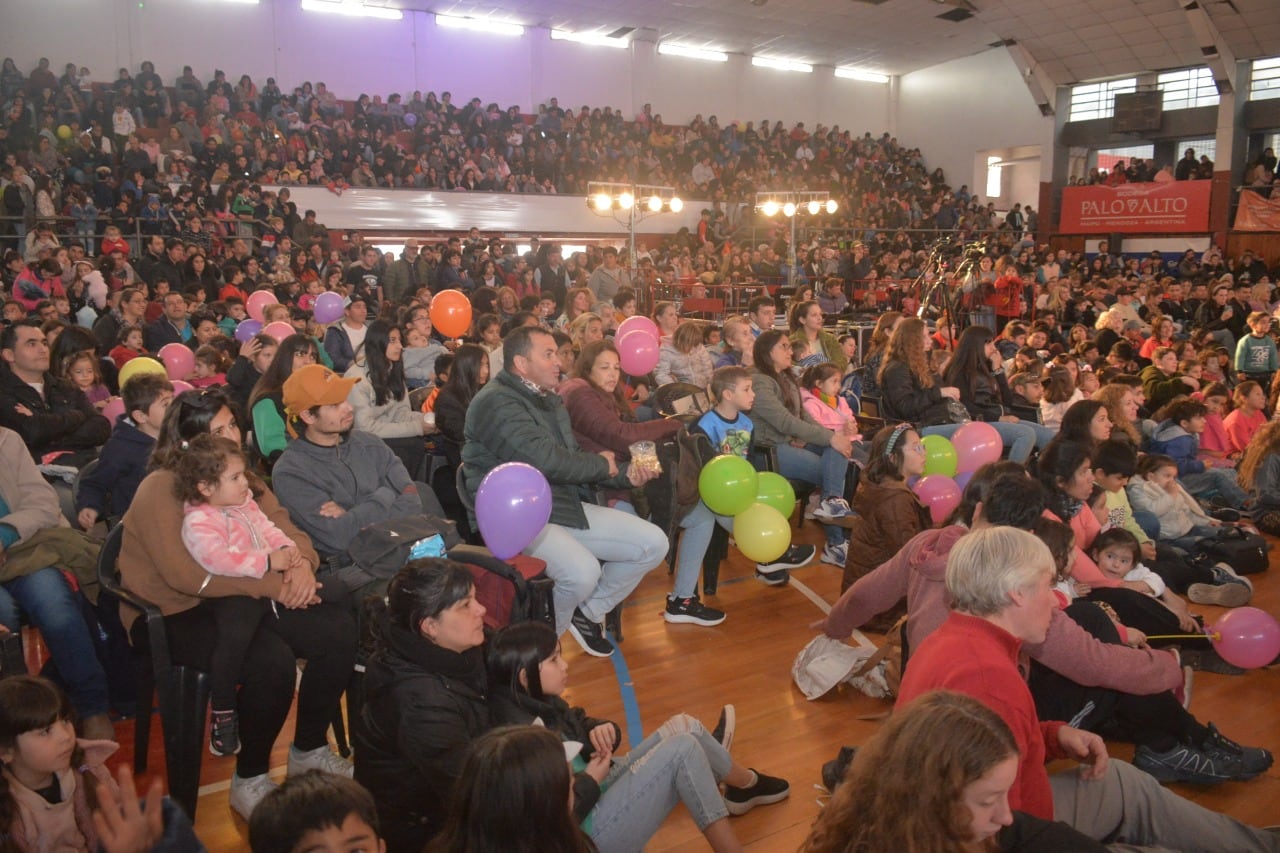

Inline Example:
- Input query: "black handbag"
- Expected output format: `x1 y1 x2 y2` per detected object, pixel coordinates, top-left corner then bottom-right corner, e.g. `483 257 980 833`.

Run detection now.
1194 526 1269 576
347 515 462 579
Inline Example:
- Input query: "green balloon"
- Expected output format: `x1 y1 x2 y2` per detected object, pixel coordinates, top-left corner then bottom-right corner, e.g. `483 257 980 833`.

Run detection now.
921 434 958 478
754 471 797 519
698 454 760 516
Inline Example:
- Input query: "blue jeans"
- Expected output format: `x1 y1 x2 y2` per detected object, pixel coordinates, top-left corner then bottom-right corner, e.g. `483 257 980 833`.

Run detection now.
1132 509 1162 542
525 503 668 634
774 443 847 546
615 500 731 600
589 713 732 851
0 568 110 717
1165 522 1220 555
1181 468 1247 506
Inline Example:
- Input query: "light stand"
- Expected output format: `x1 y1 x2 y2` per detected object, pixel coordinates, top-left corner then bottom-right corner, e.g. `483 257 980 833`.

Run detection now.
586 182 683 298
754 191 838 290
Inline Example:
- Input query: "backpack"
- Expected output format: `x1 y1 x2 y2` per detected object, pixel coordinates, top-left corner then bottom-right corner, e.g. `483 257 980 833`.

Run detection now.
451 544 555 631
347 515 461 579
1194 526 1269 576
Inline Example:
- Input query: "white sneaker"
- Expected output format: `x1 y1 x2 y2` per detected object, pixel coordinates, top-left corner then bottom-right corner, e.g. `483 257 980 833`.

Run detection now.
813 497 854 522
229 772 278 821
288 743 354 778
821 542 848 566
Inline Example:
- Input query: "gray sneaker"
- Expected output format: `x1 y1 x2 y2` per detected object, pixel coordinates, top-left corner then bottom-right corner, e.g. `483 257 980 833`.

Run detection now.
229 772 278 821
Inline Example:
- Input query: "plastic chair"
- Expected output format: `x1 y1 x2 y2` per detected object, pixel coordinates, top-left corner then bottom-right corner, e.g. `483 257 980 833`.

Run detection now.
95 523 208 821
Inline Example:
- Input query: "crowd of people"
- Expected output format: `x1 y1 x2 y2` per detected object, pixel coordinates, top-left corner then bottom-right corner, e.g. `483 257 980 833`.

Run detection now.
1 54 1280 853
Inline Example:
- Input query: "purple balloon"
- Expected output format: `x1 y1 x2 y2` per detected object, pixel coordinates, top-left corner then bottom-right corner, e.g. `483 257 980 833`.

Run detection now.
953 470 975 492
475 462 553 560
313 291 345 325
1210 607 1280 669
235 319 263 343
952 421 1002 473
912 474 961 525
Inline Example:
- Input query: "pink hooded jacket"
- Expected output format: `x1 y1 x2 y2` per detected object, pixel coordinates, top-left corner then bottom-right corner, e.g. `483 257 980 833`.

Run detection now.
820 524 1181 695
181 495 294 579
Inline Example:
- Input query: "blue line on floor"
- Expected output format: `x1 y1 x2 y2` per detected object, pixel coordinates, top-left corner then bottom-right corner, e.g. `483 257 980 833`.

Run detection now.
605 631 644 747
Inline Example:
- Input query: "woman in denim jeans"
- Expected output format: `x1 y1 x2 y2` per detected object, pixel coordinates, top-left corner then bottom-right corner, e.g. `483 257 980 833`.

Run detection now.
488 621 790 853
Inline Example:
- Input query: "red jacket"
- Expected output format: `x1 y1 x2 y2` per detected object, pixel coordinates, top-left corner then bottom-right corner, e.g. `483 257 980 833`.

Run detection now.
896 612 1068 820
985 272 1025 318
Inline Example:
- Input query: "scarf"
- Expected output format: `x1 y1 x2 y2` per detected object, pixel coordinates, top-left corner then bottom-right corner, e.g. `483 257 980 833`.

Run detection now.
815 389 839 410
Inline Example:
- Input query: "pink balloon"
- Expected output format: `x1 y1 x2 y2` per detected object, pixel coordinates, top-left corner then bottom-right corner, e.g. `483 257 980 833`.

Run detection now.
912 474 961 525
952 421 1003 473
102 396 125 422
263 321 296 342
171 380 195 395
617 315 660 342
1209 607 1280 669
157 343 195 381
313 291 345 324
246 290 279 323
617 329 660 376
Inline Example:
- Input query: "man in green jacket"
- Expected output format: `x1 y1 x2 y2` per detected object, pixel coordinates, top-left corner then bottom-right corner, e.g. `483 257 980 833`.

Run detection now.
1139 347 1199 412
461 326 665 657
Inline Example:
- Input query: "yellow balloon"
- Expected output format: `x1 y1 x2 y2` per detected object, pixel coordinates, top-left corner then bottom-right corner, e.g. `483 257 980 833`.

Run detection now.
117 357 168 388
733 502 791 564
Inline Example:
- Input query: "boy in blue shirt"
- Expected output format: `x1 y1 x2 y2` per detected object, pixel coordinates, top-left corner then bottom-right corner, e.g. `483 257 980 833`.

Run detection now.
1234 311 1276 390
75 372 173 529
695 366 815 584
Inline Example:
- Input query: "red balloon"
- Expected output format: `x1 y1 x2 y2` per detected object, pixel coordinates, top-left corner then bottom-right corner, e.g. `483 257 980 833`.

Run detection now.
431 290 473 338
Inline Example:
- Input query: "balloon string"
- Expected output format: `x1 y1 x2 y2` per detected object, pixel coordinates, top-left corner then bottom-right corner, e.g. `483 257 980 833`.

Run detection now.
1145 633 1222 641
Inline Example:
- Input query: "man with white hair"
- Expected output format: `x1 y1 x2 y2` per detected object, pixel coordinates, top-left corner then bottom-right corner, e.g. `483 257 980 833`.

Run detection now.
897 526 1280 850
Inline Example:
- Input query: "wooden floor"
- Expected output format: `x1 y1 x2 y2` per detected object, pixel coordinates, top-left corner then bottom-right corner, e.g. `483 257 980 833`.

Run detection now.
99 520 1280 851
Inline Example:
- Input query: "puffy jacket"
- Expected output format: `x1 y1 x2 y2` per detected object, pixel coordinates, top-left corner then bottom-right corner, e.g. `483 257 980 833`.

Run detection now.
74 418 153 519
1146 420 1204 476
0 368 110 461
461 370 633 529
1139 365 1190 413
1126 474 1216 540
355 619 490 852
654 342 715 389
181 496 295 578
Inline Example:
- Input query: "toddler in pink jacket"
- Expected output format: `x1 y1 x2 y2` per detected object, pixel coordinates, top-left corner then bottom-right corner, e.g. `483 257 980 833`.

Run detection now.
176 435 300 757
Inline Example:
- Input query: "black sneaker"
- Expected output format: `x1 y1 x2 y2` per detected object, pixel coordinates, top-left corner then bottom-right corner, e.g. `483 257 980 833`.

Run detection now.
1179 648 1247 676
1133 740 1240 785
821 745 858 791
664 595 726 627
754 568 791 586
724 768 790 815
1202 723 1274 780
567 608 614 658
210 709 241 757
711 704 736 754
757 544 816 574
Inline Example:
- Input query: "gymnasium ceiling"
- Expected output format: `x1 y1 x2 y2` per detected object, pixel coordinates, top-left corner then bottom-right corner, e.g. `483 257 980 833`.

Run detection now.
396 0 1280 84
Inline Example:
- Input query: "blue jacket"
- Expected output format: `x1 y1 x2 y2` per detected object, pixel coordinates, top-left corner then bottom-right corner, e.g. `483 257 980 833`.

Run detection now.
75 417 154 518
1146 420 1205 476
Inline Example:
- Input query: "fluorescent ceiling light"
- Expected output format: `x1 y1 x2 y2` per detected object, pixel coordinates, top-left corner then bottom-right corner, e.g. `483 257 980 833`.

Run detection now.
215 0 260 5
436 13 524 35
301 0 402 19
835 67 889 83
658 43 728 62
752 56 812 73
551 29 628 48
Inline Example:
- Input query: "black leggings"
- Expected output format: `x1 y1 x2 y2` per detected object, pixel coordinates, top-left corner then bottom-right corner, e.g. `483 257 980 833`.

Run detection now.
1084 587 1210 649
145 599 357 778
1029 601 1206 752
208 597 272 711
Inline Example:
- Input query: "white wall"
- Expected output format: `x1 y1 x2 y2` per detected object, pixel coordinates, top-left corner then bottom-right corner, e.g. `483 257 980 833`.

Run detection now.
897 49 1054 203
0 0 891 130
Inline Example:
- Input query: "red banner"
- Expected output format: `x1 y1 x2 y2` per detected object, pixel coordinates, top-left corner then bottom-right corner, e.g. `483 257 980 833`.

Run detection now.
1059 180 1211 234
1235 189 1280 231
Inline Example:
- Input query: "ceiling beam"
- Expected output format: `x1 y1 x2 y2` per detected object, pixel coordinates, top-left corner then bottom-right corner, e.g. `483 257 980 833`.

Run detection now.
1180 0 1237 94
1002 40 1058 117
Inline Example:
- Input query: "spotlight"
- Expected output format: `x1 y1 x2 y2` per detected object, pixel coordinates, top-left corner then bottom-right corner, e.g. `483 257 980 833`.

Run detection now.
618 192 634 210
592 193 613 212
783 202 796 217
761 200 779 217
648 195 663 212
826 199 839 214
807 200 821 215
668 197 683 212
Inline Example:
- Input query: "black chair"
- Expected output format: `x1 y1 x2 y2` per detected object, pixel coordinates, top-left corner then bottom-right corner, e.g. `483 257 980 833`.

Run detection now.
651 382 710 422
95 523 208 821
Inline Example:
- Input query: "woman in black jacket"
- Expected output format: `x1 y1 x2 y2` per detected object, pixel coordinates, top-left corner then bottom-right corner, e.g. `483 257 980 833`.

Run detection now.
354 559 491 853
434 343 488 468
942 325 1044 463
877 317 963 436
